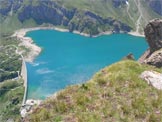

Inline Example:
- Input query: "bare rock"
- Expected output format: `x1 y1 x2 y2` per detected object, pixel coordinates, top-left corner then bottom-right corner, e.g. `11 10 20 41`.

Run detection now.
138 49 150 63
144 18 162 53
140 71 162 90
139 19 162 67
145 49 162 68
122 53 135 60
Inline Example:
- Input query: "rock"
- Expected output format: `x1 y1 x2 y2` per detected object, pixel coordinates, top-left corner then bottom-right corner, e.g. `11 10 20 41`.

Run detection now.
144 18 162 53
139 19 162 68
140 71 162 90
138 49 150 63
122 53 135 60
139 49 162 68
6 118 14 122
145 49 162 68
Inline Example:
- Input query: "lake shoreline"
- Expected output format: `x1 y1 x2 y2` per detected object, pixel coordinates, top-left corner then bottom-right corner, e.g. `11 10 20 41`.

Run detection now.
12 26 144 62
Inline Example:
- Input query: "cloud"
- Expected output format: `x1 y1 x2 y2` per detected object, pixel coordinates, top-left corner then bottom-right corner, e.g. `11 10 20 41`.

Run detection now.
36 68 54 74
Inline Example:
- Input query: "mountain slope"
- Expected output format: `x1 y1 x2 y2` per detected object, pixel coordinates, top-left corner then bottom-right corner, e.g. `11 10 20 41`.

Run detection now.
0 79 24 122
0 0 162 35
25 60 162 122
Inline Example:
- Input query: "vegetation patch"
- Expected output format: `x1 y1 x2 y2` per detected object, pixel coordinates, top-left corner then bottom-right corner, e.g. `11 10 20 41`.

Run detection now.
0 79 24 122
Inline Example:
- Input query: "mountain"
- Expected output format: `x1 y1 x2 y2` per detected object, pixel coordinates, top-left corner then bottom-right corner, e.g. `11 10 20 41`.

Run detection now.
23 18 162 122
0 1 162 122
0 0 162 36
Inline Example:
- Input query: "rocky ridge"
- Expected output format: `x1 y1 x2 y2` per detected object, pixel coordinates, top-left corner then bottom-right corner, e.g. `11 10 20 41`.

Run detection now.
0 0 132 35
17 1 132 35
1 0 162 35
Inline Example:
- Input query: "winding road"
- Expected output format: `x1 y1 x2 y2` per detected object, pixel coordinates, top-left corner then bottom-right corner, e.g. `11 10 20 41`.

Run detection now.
126 1 134 22
134 0 143 33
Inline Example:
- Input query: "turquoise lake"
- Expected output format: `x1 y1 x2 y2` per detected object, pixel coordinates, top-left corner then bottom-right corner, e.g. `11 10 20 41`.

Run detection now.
26 30 148 99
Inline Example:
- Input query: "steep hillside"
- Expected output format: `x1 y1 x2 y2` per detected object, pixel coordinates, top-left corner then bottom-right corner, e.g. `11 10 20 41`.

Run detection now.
0 0 162 35
0 79 24 122
0 36 24 122
146 0 162 16
0 1 162 122
25 60 162 122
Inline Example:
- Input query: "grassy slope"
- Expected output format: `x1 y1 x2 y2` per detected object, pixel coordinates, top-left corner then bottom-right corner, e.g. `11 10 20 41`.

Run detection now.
27 60 162 122
0 79 24 122
0 37 25 121
0 14 37 36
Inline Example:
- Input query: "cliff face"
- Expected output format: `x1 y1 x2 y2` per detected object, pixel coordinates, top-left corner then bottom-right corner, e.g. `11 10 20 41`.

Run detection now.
18 2 76 26
17 1 131 35
139 19 162 68
0 0 131 35
0 0 162 35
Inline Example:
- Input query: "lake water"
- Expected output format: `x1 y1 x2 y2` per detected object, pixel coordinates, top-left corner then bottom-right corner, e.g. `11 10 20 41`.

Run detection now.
26 30 148 99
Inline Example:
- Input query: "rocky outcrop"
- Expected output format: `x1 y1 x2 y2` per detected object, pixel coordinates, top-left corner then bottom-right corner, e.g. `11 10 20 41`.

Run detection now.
18 3 76 26
140 71 162 90
139 19 162 68
122 53 135 60
68 11 131 35
144 19 162 53
144 50 162 67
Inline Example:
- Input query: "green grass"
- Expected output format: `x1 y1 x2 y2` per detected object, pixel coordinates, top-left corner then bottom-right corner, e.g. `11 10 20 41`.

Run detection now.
0 33 25 122
0 79 24 122
0 14 38 35
0 37 23 82
27 60 162 122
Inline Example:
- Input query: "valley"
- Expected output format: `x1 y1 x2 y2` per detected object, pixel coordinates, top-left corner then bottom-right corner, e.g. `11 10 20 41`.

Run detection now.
0 0 162 122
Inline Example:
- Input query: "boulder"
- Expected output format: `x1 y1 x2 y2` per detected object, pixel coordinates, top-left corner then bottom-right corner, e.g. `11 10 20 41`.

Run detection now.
139 19 162 67
122 53 135 60
145 49 162 68
144 18 162 53
140 70 162 90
